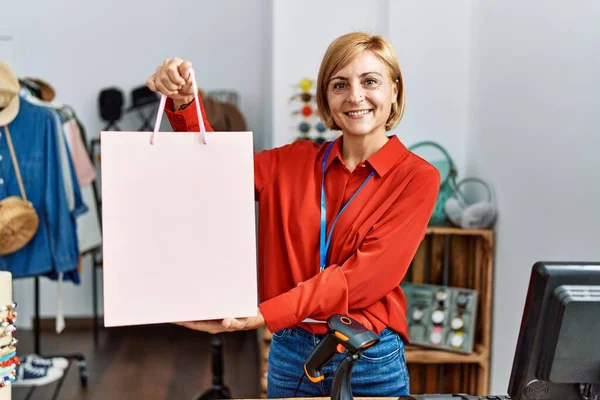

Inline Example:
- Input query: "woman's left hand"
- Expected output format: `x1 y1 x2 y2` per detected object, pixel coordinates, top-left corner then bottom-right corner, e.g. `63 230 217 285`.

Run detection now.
174 308 265 334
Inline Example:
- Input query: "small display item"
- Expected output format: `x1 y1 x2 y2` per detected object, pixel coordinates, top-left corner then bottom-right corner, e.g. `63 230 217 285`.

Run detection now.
401 282 478 354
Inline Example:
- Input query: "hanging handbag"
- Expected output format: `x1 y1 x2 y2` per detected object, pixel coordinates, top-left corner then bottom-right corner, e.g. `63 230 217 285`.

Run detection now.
0 125 39 255
408 141 458 226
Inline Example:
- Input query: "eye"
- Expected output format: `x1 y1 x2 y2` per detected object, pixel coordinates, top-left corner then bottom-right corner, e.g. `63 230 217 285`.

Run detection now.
332 82 346 90
364 78 379 86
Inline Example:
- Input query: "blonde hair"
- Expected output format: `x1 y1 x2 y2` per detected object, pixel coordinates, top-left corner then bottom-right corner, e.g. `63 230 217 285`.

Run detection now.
316 32 405 131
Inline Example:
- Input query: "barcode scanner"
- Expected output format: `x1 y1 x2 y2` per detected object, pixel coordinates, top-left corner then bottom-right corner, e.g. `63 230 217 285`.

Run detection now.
302 314 380 400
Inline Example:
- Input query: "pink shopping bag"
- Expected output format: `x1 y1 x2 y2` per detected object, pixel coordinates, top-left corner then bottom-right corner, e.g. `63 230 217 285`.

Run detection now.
100 70 257 327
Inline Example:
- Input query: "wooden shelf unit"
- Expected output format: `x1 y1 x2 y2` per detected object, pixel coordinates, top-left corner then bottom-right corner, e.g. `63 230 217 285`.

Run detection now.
404 344 488 366
406 227 494 396
258 227 494 397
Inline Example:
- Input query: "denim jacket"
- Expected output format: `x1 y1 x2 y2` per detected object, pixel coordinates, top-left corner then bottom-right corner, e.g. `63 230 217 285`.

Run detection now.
0 96 86 282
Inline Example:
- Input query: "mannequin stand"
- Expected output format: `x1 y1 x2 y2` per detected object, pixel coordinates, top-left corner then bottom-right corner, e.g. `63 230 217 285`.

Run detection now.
0 272 13 400
25 277 88 400
192 333 231 400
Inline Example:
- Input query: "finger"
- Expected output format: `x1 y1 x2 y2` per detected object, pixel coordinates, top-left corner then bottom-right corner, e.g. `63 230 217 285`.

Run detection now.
166 57 186 86
154 68 178 96
178 320 224 333
159 71 181 92
222 317 249 330
222 318 235 329
178 81 194 97
152 67 175 96
154 79 177 97
178 61 193 82
158 61 182 91
146 74 157 92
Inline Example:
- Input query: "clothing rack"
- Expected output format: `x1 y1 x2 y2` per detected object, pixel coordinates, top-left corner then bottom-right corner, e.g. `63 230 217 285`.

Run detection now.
23 104 94 400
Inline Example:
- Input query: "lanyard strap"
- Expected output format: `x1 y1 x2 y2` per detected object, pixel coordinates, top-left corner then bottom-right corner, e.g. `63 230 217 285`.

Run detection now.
320 141 374 272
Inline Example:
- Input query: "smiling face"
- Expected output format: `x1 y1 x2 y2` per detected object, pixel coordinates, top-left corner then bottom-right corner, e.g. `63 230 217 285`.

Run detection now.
326 50 398 139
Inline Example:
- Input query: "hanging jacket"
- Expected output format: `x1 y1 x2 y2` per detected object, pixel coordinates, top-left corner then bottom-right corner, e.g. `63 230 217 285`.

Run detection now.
0 96 86 281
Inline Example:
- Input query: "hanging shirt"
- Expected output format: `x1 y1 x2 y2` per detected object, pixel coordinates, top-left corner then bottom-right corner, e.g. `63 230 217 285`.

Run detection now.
60 115 101 254
164 97 440 341
0 96 86 281
62 118 96 186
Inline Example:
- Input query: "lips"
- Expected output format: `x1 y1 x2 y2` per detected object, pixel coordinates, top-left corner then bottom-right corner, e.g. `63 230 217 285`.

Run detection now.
345 109 372 117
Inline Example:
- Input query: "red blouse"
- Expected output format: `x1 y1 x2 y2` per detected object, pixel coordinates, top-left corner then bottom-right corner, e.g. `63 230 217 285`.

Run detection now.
164 97 440 341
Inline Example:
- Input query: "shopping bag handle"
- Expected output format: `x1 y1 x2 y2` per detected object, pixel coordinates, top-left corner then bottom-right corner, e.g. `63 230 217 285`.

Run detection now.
151 67 206 145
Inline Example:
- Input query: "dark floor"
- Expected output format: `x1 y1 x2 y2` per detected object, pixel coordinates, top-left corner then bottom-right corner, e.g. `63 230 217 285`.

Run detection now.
12 324 261 400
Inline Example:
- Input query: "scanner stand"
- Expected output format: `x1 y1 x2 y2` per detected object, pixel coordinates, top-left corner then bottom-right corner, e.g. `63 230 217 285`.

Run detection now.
331 353 360 400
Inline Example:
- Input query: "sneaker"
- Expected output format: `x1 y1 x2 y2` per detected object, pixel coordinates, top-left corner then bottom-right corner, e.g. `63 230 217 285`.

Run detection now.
21 354 69 370
11 363 63 387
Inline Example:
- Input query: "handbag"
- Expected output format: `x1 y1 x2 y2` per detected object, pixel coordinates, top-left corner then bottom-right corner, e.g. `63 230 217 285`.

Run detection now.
0 125 39 255
408 141 458 226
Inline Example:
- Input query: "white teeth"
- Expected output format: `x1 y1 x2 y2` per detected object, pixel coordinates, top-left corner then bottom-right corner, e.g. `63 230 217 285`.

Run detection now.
347 110 371 116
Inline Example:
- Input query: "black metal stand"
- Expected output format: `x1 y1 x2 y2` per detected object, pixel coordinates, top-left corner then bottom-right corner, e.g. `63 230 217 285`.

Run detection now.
192 333 232 400
132 107 156 131
88 137 104 346
24 277 88 400
330 353 360 400
102 121 121 131
124 104 159 131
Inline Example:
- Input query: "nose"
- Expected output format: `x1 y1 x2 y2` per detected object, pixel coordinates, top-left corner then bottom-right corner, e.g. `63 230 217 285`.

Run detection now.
346 84 365 104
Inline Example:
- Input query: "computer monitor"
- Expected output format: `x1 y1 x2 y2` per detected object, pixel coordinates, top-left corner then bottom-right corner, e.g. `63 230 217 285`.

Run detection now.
508 261 600 400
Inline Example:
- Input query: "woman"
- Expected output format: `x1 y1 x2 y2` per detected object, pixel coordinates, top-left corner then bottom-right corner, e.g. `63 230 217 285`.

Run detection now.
146 32 439 397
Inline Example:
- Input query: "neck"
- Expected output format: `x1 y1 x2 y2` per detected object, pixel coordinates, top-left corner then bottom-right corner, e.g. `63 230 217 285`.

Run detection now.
341 132 389 172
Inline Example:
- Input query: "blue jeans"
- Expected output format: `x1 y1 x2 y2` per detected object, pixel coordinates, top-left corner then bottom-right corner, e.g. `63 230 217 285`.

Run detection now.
267 327 410 398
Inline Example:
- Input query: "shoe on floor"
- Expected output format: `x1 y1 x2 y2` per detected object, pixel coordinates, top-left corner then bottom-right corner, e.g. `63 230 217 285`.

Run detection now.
11 363 63 387
21 353 69 370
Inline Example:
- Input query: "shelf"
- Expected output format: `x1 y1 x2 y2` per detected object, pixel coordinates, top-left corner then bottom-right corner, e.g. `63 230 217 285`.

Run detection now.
405 344 487 366
426 226 493 237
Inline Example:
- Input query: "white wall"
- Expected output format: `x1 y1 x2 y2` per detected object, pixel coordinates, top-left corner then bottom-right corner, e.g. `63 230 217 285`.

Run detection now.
272 1 473 177
388 1 472 175
271 0 390 148
467 0 600 394
0 0 271 329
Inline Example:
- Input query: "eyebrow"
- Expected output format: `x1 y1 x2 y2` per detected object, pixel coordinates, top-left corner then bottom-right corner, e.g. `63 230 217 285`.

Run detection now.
330 72 384 81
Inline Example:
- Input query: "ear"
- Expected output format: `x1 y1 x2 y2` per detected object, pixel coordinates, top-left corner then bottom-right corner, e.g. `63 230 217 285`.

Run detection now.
392 79 399 103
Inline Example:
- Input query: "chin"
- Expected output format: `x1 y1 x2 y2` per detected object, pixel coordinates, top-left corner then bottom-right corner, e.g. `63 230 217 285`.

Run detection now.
343 129 372 137
335 115 385 138
341 123 381 137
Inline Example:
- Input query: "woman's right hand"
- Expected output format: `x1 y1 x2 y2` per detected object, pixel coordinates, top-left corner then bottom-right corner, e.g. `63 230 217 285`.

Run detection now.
146 58 195 109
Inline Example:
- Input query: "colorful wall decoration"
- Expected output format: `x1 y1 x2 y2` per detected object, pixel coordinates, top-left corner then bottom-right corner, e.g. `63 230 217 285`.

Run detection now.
289 78 331 145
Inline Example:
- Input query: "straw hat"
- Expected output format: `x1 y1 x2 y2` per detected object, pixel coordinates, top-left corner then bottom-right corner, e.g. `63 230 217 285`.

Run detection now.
0 62 20 126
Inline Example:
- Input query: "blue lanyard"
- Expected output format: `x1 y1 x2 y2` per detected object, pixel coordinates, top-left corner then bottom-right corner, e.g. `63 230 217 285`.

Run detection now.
320 141 374 272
